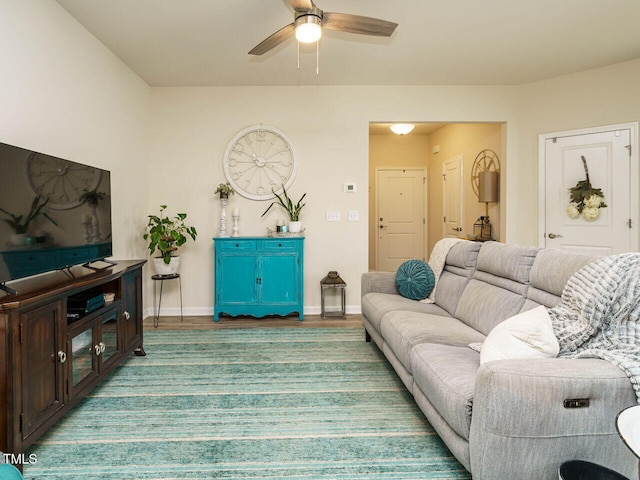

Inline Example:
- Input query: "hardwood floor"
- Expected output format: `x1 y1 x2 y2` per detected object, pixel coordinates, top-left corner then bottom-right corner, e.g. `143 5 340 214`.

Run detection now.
143 313 363 330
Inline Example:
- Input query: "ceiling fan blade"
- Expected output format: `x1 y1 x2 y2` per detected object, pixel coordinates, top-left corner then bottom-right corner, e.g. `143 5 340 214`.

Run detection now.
248 23 296 55
322 12 398 37
288 0 314 11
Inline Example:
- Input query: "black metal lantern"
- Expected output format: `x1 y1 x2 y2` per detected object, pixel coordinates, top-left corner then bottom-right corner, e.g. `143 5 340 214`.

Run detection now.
320 271 346 318
473 216 493 241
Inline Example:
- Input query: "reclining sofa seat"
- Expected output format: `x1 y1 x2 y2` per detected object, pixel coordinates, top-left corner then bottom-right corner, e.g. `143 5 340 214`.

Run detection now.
361 241 638 480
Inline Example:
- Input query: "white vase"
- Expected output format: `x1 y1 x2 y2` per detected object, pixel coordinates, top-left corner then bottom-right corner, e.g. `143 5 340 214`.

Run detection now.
10 233 27 246
153 256 180 275
289 221 302 233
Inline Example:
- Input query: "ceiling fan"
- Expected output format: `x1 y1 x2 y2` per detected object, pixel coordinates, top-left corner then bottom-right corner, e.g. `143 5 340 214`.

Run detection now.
249 0 398 55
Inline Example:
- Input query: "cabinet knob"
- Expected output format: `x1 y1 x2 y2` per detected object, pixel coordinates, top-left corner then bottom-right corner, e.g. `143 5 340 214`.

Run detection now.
57 351 67 364
94 344 102 356
99 342 106 353
123 311 131 320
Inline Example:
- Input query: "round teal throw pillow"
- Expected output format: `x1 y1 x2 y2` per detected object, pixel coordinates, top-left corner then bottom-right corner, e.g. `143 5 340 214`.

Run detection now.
0 464 25 480
395 259 435 300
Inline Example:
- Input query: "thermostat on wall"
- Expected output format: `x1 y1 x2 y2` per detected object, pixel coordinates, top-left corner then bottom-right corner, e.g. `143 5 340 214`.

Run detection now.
344 183 357 193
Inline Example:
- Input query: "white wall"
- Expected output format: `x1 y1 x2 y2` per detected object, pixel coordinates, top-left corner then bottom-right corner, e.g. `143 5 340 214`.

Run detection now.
0 0 150 264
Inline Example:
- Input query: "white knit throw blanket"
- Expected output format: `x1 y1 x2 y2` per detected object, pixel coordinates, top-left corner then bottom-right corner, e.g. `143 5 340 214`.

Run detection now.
421 238 463 304
549 252 640 403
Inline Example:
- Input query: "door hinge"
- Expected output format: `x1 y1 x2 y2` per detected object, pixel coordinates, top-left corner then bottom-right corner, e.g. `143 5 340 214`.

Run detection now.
626 145 632 155
443 216 446 223
442 174 446 181
629 219 633 229
19 323 23 344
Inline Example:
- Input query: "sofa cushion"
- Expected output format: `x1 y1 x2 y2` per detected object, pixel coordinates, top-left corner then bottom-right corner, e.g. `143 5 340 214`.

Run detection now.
362 292 451 333
395 259 435 300
523 248 595 310
455 242 539 335
433 241 482 316
380 310 485 374
479 305 559 364
410 343 480 441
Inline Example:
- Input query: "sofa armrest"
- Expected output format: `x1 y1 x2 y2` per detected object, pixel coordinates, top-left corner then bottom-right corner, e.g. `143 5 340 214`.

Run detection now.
361 271 398 297
469 357 637 479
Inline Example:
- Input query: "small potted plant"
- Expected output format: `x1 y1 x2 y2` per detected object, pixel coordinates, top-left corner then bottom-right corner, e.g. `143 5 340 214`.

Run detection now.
215 182 235 199
143 205 198 275
261 185 306 233
0 195 58 245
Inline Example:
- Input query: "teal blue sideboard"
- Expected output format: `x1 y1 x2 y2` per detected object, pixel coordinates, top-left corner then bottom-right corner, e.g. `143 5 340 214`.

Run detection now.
213 237 304 321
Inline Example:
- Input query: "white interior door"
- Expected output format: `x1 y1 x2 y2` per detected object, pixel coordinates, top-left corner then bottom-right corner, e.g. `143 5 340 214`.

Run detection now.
540 125 637 256
442 156 464 239
376 168 426 271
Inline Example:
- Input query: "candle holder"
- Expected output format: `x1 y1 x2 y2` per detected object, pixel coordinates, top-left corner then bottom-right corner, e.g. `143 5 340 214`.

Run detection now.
232 214 240 237
218 198 229 237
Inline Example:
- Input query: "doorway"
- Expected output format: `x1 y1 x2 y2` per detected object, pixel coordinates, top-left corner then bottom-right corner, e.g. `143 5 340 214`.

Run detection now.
368 122 505 270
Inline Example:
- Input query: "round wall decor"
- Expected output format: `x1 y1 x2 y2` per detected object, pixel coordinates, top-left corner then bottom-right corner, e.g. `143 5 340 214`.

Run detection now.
471 149 500 198
223 124 299 200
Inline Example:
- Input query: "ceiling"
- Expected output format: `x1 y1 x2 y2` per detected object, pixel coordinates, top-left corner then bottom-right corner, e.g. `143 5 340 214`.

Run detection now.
54 0 640 88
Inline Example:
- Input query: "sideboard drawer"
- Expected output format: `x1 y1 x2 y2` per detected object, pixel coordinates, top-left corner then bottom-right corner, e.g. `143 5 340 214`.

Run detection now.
216 239 257 250
260 239 299 251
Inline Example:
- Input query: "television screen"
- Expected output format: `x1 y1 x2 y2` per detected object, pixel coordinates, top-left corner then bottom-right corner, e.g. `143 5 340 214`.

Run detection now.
0 142 112 286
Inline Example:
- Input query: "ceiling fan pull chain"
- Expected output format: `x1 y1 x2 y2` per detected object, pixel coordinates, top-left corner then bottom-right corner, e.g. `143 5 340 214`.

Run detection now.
297 40 300 70
316 39 319 75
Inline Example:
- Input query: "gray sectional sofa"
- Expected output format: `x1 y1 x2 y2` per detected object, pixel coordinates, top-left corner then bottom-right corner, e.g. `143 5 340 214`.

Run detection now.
361 241 638 479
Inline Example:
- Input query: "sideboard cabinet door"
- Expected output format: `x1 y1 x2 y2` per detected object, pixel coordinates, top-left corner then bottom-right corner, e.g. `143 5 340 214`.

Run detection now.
20 300 65 442
121 268 143 355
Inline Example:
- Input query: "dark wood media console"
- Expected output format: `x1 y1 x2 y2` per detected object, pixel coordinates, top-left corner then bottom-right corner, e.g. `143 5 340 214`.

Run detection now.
0 260 145 467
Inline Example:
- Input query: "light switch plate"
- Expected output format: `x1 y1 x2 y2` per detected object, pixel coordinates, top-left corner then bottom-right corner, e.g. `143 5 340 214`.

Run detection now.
348 210 359 222
326 210 341 222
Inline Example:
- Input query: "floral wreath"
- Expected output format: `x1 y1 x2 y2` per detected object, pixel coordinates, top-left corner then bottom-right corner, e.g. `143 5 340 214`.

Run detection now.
566 155 607 221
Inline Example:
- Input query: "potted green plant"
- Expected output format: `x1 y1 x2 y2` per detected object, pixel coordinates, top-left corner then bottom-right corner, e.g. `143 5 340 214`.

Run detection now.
143 205 198 274
261 185 306 232
0 195 58 245
215 182 235 199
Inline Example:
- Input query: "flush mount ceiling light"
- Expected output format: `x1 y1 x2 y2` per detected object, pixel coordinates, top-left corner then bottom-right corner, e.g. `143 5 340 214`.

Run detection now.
295 13 322 43
390 124 415 135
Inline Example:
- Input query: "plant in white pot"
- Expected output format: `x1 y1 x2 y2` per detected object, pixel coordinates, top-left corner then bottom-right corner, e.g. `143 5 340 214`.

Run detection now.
143 205 197 275
261 185 306 233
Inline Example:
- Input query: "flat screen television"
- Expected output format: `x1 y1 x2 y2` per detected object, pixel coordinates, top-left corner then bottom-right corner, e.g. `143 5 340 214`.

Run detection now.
0 141 112 290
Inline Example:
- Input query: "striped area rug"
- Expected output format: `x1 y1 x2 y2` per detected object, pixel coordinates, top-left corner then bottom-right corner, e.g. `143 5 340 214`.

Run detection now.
25 328 470 479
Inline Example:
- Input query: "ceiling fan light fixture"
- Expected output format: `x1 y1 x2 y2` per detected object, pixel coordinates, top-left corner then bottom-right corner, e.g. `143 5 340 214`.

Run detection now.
390 124 415 135
295 15 322 43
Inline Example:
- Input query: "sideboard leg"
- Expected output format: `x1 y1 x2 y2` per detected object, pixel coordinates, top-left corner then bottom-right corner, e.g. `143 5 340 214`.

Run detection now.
134 345 146 356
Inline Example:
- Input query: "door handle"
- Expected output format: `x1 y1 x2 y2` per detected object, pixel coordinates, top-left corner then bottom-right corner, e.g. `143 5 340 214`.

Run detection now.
548 233 563 239
379 225 387 229
452 227 463 232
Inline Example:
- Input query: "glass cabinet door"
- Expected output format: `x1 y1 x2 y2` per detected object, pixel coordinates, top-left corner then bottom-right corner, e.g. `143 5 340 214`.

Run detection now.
100 312 121 369
70 326 97 395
